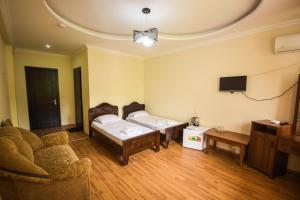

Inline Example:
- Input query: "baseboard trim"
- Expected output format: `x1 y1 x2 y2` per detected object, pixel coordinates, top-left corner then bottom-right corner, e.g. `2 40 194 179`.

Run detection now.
287 169 300 176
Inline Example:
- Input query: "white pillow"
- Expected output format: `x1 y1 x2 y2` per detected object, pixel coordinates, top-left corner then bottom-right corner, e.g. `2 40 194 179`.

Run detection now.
128 111 149 118
94 114 121 124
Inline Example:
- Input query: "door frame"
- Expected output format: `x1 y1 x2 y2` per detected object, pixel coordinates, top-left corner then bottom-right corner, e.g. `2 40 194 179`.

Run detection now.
25 66 61 130
73 67 84 130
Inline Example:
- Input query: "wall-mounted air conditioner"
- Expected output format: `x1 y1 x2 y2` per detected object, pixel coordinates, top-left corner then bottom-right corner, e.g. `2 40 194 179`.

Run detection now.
274 33 300 54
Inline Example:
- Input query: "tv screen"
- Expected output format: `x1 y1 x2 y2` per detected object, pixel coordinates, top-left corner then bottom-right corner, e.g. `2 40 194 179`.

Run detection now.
219 76 247 92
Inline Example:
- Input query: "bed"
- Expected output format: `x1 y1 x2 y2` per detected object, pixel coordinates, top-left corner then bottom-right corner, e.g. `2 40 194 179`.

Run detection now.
123 102 189 148
89 103 160 166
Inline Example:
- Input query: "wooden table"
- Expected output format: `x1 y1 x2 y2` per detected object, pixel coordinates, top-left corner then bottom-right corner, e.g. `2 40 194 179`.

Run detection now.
205 129 250 166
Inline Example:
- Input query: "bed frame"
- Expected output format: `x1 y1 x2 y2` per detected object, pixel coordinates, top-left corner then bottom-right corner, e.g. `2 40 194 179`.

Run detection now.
89 103 160 166
123 102 189 148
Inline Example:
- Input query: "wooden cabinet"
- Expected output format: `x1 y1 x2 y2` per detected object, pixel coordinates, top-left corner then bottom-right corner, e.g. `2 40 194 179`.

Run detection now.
248 120 290 178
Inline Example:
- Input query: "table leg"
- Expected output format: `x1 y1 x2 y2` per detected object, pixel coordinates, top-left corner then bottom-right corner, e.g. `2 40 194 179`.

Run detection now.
240 144 244 167
205 137 209 154
213 140 217 149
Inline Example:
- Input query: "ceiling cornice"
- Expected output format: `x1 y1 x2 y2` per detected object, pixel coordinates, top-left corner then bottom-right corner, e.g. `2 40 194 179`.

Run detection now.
85 44 144 59
0 0 13 44
14 48 70 58
146 18 300 59
43 0 263 41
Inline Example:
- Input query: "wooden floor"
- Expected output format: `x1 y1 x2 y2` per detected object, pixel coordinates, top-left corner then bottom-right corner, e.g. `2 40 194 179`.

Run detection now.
65 132 300 200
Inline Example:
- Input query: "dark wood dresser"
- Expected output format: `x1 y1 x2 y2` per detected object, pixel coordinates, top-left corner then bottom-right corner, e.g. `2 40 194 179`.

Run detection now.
278 134 300 157
248 120 291 178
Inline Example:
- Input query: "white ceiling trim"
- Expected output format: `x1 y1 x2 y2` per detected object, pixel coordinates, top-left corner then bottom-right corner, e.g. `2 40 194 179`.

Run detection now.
146 18 300 59
43 0 263 41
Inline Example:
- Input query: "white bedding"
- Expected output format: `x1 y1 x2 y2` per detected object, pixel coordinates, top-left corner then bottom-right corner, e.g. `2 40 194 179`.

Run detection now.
126 115 183 134
91 119 154 146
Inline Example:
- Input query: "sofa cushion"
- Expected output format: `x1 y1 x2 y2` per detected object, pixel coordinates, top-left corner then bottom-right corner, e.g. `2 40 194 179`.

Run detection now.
18 128 44 151
34 145 78 179
1 119 14 127
42 132 68 148
4 136 34 162
1 119 13 127
0 137 48 176
0 127 22 139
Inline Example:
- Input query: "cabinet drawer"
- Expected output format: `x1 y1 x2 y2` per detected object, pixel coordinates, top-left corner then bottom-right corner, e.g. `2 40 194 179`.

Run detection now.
278 139 300 156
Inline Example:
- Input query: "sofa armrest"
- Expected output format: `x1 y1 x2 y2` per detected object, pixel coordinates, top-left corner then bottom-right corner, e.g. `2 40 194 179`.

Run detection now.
41 132 68 148
0 169 51 184
50 158 92 181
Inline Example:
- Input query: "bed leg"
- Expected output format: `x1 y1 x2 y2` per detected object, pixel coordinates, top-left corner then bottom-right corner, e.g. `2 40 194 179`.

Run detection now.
121 148 129 166
161 138 170 148
121 157 129 166
155 145 160 152
162 132 171 148
165 140 170 148
154 132 160 152
89 130 93 138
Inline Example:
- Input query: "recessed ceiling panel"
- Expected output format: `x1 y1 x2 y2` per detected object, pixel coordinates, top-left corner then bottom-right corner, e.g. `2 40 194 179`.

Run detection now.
47 0 261 35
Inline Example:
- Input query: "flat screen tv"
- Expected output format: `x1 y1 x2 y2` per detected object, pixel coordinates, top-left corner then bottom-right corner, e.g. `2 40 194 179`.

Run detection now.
219 76 247 92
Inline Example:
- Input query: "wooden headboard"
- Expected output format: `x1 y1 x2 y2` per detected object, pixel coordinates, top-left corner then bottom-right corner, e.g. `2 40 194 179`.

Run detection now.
88 103 118 128
122 102 145 119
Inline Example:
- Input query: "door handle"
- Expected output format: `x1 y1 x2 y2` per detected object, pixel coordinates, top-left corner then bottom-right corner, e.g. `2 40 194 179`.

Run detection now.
53 99 57 105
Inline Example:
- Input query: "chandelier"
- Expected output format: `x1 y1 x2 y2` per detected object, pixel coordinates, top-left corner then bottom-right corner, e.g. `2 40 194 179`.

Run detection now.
133 8 158 47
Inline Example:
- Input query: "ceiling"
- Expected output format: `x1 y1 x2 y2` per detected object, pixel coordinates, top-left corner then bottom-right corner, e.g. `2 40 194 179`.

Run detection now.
3 0 300 57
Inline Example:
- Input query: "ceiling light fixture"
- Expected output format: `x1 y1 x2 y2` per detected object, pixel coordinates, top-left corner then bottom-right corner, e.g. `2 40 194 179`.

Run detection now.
58 23 67 28
45 44 51 48
133 8 158 47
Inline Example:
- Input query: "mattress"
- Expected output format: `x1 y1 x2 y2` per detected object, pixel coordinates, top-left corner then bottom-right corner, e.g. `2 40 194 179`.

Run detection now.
91 120 154 146
126 115 183 134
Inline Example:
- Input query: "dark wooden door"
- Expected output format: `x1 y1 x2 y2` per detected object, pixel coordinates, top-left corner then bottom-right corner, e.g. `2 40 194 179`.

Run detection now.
25 67 61 130
73 67 83 130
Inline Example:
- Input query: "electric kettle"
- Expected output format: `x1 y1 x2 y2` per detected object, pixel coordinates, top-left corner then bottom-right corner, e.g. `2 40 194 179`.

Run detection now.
191 117 200 126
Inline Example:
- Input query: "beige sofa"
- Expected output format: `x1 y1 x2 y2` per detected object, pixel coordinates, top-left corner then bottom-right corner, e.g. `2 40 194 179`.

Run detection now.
0 124 91 200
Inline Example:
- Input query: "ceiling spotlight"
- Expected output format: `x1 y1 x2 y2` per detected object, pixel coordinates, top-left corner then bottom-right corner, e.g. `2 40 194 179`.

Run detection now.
58 23 67 28
133 8 158 47
45 44 51 49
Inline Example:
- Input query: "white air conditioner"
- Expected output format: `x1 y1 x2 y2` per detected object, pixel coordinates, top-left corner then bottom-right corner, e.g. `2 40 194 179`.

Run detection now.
274 33 300 54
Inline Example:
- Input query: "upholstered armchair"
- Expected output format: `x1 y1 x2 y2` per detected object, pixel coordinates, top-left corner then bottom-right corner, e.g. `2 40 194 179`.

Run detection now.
0 126 91 200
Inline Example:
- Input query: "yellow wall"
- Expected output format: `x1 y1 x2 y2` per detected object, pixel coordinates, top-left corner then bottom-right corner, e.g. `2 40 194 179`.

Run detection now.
71 48 90 134
87 47 144 116
13 49 75 129
5 45 18 125
0 33 10 121
145 26 300 171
